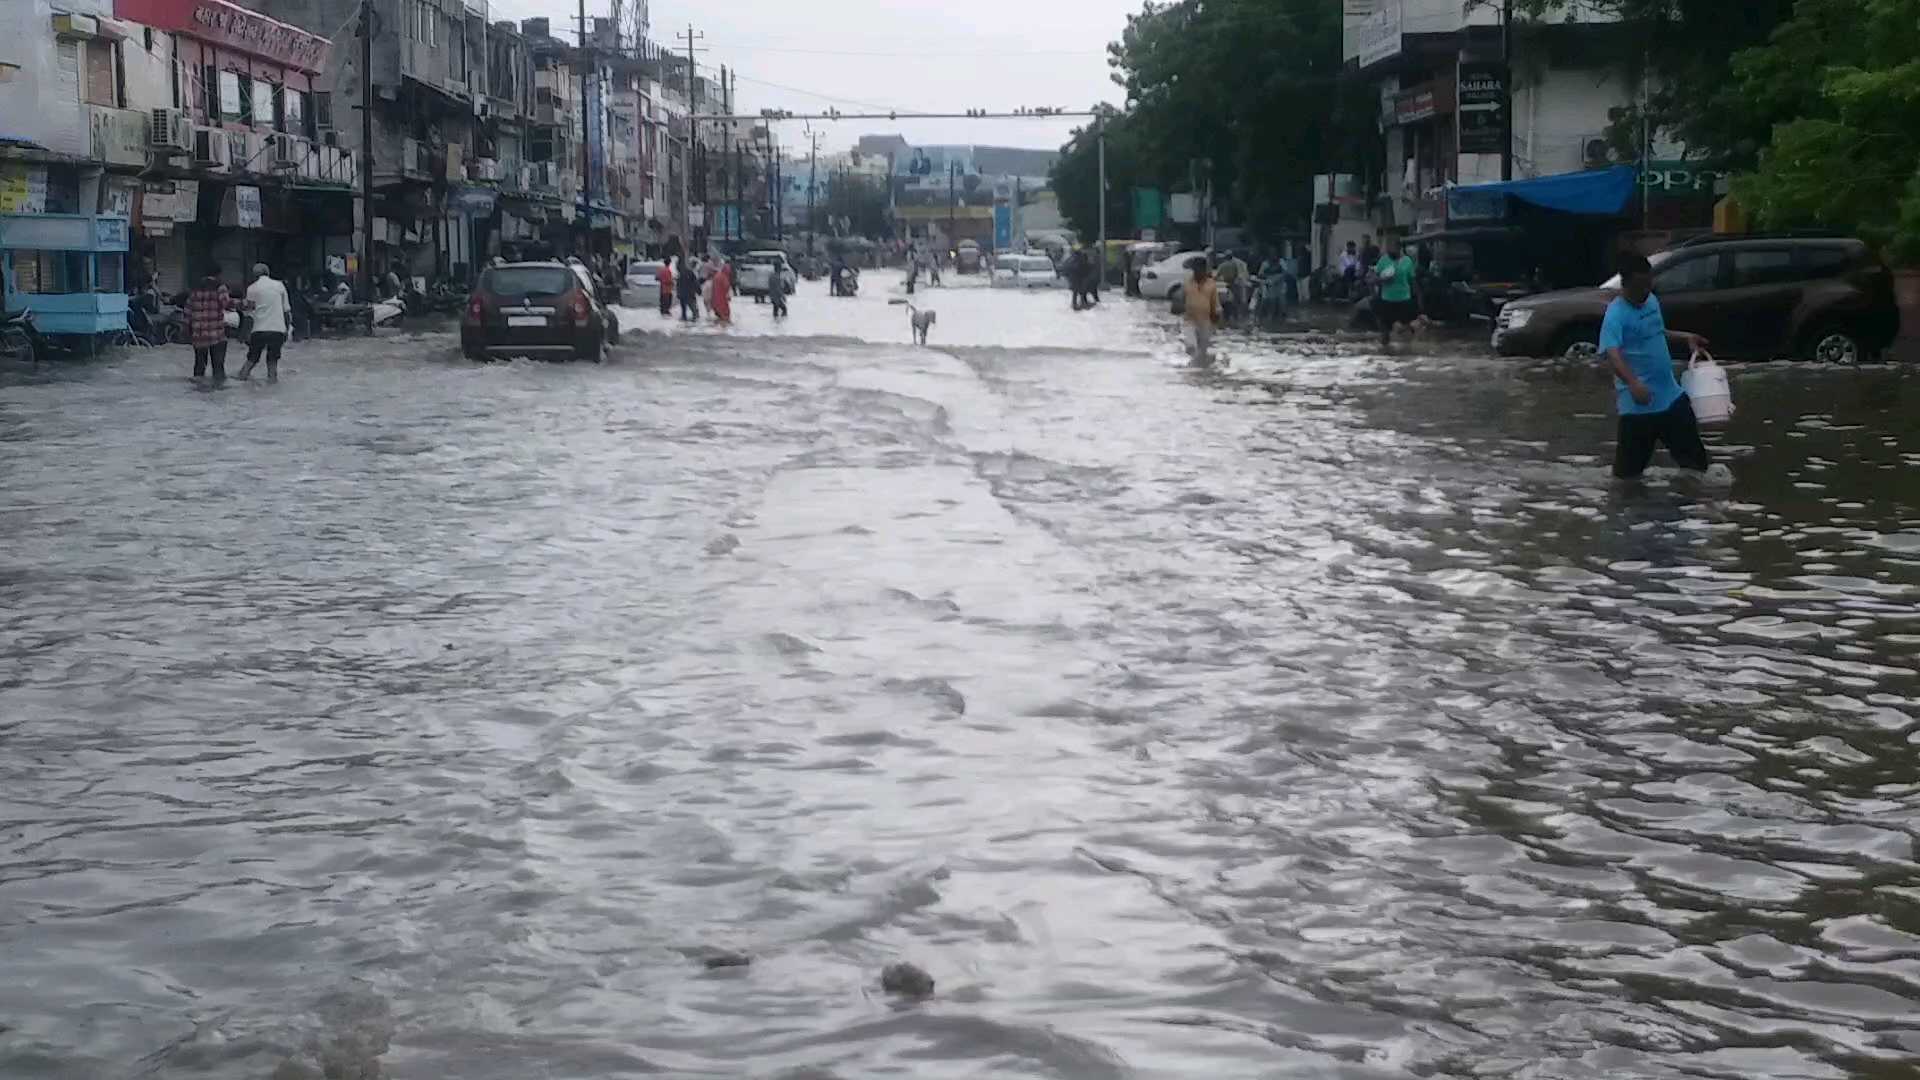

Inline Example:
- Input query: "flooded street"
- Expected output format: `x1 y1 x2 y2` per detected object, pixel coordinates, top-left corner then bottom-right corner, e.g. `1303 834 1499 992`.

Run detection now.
4 278 1920 1079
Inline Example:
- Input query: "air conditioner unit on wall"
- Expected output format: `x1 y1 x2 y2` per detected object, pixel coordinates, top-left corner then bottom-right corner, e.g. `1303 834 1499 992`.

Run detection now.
149 108 190 154
272 132 298 167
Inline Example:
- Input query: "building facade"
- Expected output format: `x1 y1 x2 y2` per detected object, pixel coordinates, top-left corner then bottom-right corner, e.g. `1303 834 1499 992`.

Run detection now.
1343 0 1657 233
3 0 746 328
2 0 346 327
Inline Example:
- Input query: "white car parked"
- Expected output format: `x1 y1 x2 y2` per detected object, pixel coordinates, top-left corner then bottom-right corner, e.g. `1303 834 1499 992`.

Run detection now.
734 251 797 298
624 259 667 291
1139 250 1208 299
991 254 1059 289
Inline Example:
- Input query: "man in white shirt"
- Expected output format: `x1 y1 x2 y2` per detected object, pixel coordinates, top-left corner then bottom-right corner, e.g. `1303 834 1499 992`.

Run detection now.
237 262 291 381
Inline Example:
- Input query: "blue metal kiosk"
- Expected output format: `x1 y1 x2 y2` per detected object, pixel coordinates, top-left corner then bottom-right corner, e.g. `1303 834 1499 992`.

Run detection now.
0 213 131 337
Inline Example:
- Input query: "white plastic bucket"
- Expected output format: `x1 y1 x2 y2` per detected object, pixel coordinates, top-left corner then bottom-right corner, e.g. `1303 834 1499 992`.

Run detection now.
1683 349 1733 424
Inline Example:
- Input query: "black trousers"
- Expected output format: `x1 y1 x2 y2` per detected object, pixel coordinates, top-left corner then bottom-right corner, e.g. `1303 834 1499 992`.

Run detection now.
192 341 228 380
771 292 787 317
659 290 673 315
1615 394 1711 479
241 331 285 377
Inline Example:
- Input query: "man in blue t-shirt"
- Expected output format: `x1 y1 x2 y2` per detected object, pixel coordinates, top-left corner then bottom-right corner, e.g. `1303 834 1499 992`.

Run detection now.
1600 251 1711 480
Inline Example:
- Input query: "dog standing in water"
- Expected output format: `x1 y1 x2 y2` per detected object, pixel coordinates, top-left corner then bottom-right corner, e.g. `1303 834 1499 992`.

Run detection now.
908 304 936 345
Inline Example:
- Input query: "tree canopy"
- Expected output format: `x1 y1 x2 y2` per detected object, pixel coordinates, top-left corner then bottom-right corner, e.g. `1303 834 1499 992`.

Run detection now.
1051 0 1372 242
1730 0 1920 261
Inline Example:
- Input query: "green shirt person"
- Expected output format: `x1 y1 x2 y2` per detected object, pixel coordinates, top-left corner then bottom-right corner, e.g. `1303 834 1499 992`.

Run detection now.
1374 248 1415 303
1372 236 1421 351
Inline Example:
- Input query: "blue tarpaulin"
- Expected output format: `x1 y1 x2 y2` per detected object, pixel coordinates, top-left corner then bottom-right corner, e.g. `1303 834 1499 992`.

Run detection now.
1447 165 1639 221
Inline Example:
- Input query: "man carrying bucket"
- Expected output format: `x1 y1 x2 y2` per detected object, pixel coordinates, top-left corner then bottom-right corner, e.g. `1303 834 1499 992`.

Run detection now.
1602 251 1712 481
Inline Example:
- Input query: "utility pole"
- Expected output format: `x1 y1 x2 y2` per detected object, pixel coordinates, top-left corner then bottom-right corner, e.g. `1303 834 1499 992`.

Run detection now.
578 0 592 251
1500 0 1513 181
947 161 957 250
357 0 374 300
677 24 703 250
1096 117 1107 258
805 125 819 256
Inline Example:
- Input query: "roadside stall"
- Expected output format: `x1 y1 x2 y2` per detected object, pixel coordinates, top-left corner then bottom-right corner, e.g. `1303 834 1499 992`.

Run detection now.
1 213 131 340
1445 165 1638 290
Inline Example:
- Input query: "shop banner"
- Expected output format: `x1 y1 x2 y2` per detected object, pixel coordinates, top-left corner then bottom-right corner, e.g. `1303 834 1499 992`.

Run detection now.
449 184 498 216
235 185 262 228
1457 62 1507 155
101 177 139 218
1355 0 1402 67
113 0 331 73
1 164 49 214
143 181 182 222
1132 187 1164 230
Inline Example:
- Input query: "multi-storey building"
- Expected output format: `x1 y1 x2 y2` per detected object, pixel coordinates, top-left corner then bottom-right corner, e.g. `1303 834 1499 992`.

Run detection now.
1341 0 1700 234
1 0 345 331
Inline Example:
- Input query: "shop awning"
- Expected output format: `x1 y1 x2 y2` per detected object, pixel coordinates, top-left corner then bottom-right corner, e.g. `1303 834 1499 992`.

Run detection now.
1447 165 1639 220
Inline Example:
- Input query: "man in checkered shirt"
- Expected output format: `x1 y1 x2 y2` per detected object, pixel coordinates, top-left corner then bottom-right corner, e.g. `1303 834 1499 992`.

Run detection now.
185 262 237 383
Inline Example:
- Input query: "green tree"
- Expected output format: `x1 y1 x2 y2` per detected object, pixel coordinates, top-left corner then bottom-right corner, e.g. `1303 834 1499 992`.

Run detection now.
1051 107 1139 241
1731 0 1920 261
1052 0 1369 240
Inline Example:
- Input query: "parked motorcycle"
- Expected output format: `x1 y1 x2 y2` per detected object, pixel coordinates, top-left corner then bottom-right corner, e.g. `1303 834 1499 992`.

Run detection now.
1 308 49 362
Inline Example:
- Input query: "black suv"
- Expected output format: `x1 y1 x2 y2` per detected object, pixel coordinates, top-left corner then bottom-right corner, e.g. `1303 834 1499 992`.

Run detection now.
462 261 620 362
1493 235 1900 363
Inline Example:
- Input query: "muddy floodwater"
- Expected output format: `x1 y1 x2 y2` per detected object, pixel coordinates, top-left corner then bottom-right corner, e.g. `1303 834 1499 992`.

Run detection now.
4 279 1919 1079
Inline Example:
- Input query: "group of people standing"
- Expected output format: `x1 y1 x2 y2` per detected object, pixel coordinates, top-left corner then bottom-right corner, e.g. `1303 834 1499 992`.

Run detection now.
183 262 292 384
1063 247 1103 311
653 253 790 325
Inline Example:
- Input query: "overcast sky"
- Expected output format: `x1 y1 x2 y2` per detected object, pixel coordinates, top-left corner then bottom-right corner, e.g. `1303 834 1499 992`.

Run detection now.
480 0 1134 153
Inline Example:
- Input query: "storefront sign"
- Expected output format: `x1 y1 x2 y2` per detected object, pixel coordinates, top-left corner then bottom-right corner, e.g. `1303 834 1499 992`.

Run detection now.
1355 0 1402 67
234 185 262 228
449 184 497 216
89 106 149 167
142 180 188 222
112 0 331 73
1132 187 1164 229
95 217 129 249
1447 187 1508 222
1 164 49 214
1457 62 1506 155
101 177 139 218
1393 83 1442 126
1643 161 1725 197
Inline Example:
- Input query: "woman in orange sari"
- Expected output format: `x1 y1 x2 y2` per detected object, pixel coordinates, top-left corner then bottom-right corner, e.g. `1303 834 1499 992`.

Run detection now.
709 258 733 323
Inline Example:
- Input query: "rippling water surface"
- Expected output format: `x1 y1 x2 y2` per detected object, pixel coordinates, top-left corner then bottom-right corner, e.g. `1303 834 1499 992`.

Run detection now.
4 280 1919 1079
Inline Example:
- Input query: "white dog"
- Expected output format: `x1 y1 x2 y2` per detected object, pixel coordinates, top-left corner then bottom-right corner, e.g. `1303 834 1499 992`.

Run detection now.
908 304 936 345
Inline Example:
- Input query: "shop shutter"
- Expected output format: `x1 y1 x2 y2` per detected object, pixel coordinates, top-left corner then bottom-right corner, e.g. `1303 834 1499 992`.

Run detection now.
155 231 188 295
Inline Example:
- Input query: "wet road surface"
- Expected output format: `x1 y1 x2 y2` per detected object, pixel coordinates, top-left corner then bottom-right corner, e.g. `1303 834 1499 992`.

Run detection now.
4 276 1920 1079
